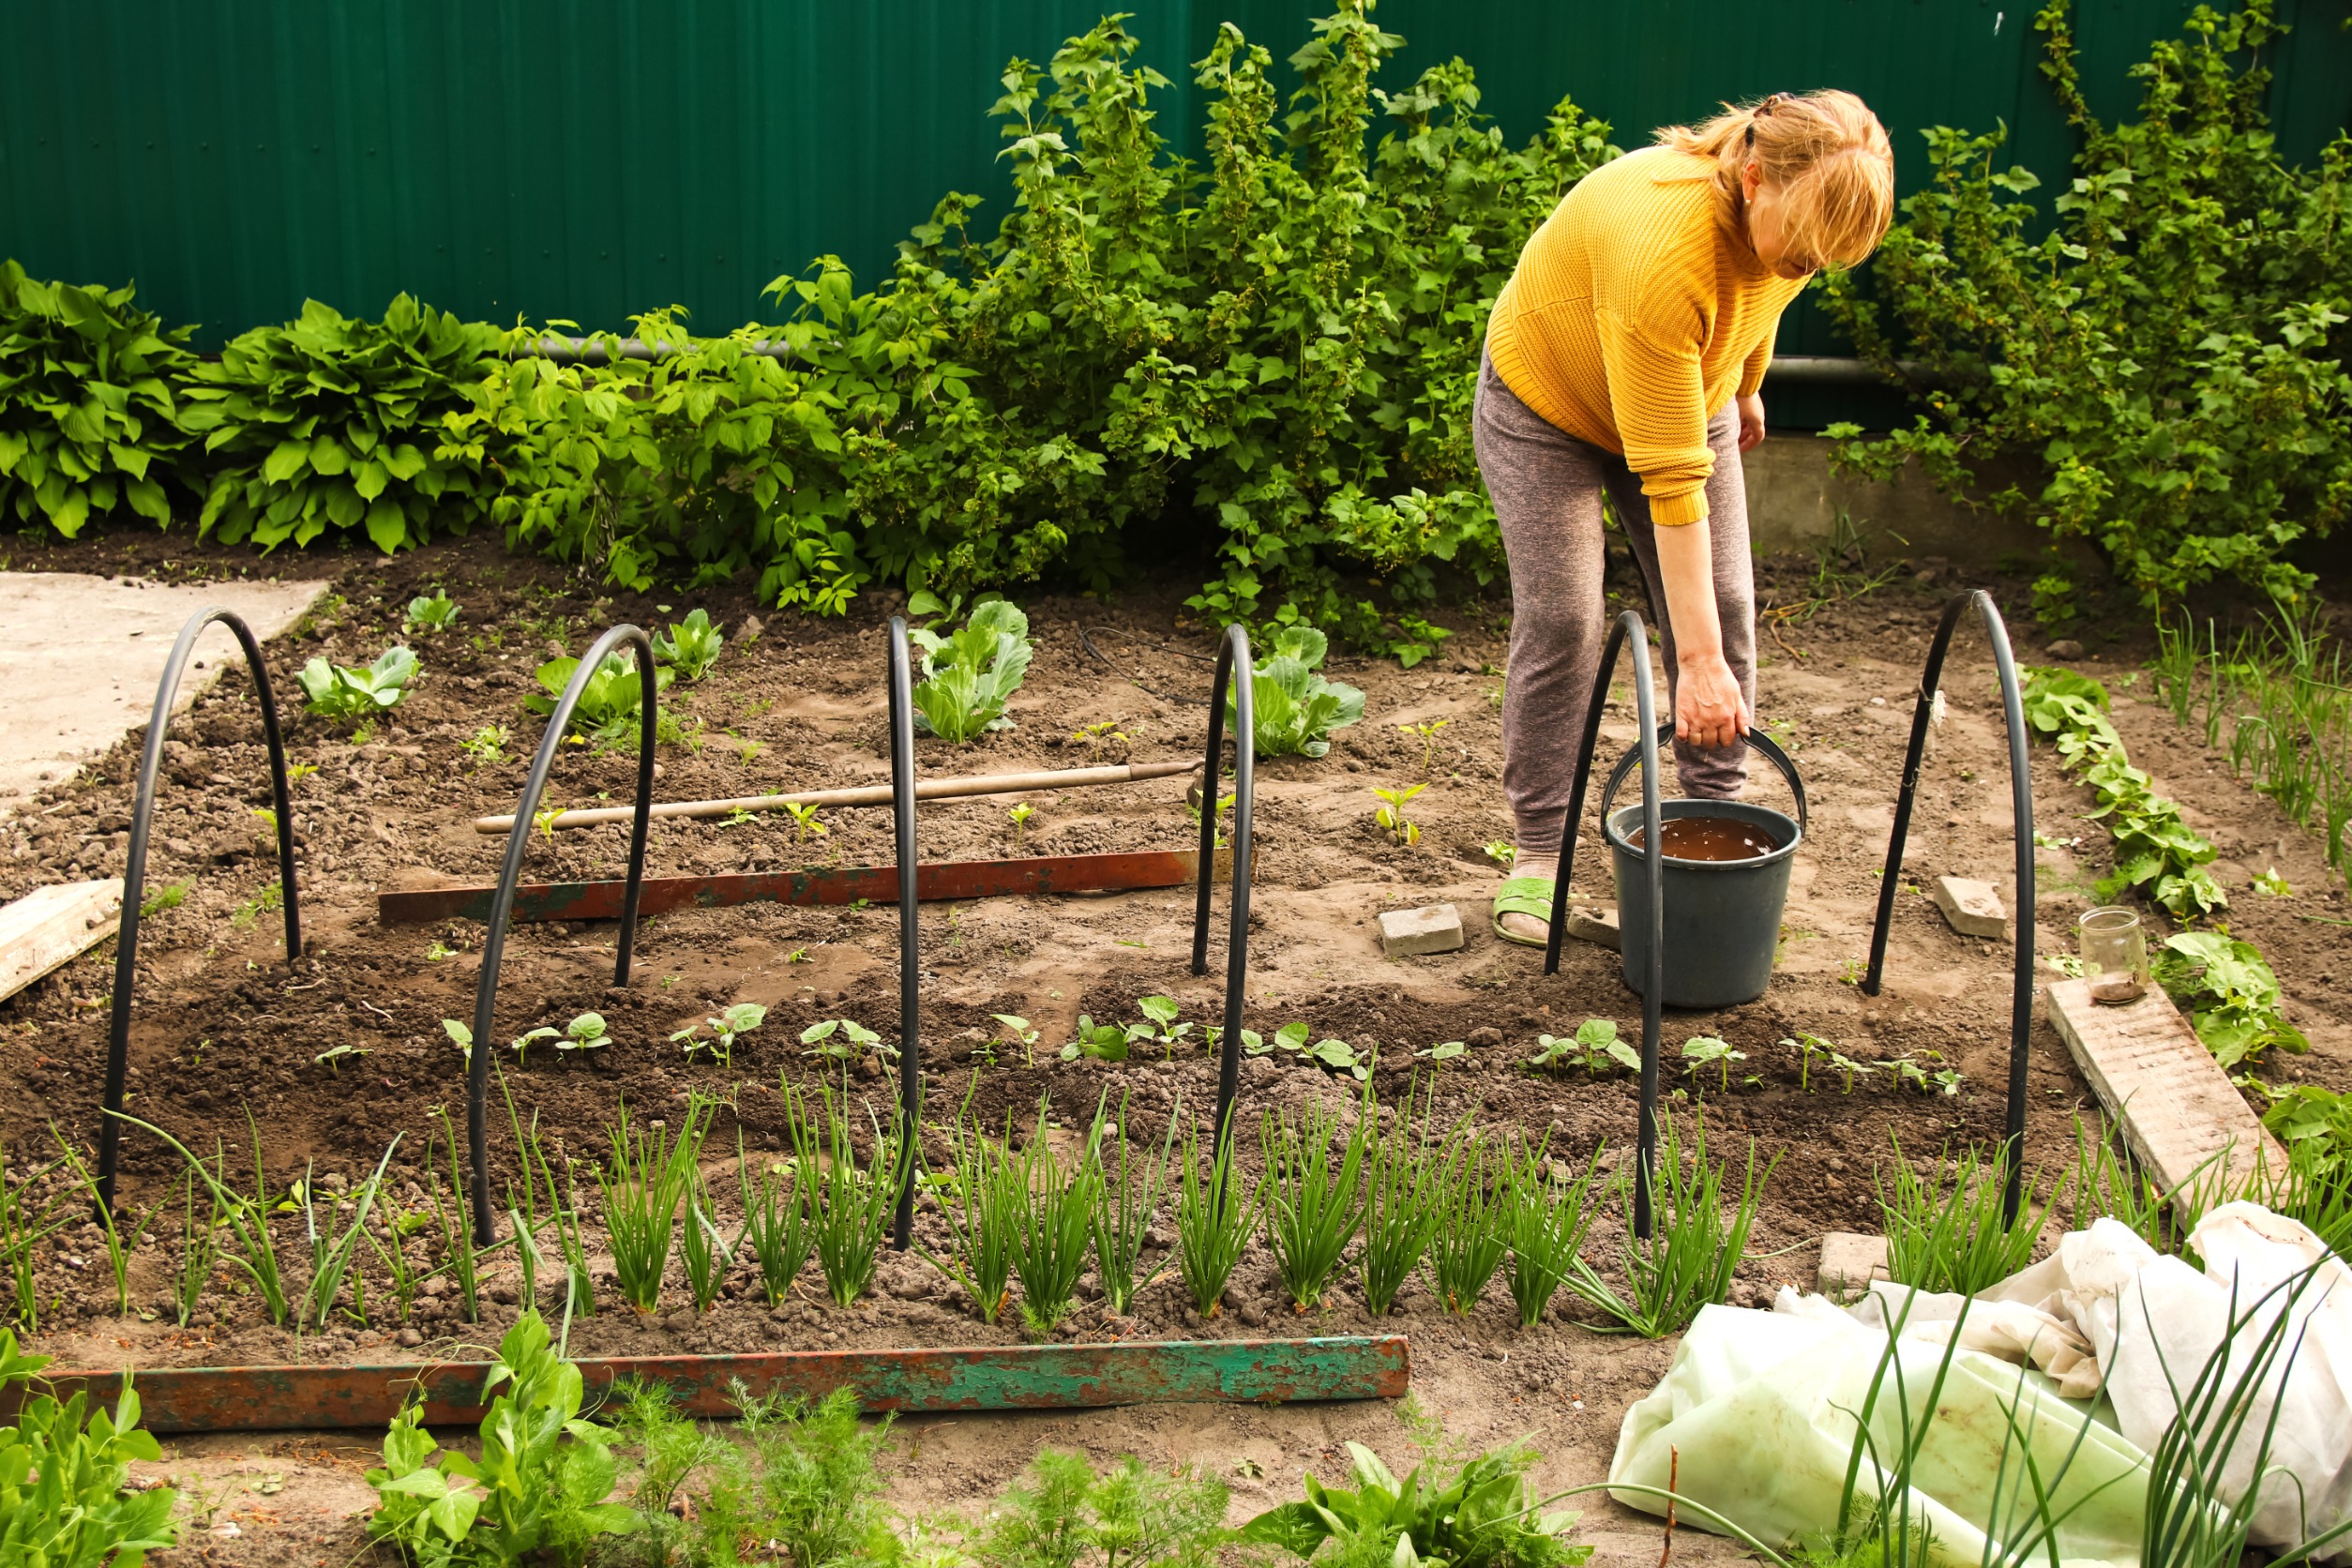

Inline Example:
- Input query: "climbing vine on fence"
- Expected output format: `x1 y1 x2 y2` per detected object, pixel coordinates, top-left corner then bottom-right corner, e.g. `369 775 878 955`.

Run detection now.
1822 0 2352 623
0 3 1620 656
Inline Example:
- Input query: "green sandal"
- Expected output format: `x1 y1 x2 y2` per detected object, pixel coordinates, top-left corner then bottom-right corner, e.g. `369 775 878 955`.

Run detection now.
1491 876 1558 947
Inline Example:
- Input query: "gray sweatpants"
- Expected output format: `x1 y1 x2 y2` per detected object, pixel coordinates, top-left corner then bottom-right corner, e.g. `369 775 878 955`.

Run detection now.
1472 353 1756 857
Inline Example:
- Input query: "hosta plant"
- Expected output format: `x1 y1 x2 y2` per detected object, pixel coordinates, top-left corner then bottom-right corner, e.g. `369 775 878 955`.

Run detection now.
181 294 503 551
912 598 1033 741
0 260 193 535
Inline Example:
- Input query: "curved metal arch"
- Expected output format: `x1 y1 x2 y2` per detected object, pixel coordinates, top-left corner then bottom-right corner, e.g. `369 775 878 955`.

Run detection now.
468 625 657 1244
1539 611 1666 1237
1190 625 1257 1153
1862 589 2038 1220
885 617 922 1251
98 608 302 1214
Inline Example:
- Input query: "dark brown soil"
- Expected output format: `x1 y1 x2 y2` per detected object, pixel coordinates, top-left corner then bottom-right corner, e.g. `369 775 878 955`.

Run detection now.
1 523 2344 1566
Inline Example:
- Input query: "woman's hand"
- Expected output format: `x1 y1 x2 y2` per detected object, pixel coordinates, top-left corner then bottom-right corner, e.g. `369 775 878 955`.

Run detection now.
1675 649 1749 752
1736 393 1767 453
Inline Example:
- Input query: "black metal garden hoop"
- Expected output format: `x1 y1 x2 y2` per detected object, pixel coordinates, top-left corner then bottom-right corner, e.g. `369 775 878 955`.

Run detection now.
884 616 921 1251
98 608 302 1216
1862 589 2039 1222
1541 610 1666 1238
1190 624 1258 1155
466 625 657 1244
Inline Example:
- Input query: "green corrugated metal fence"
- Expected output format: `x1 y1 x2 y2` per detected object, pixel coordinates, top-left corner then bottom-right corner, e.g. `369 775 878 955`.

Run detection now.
4 0 2346 361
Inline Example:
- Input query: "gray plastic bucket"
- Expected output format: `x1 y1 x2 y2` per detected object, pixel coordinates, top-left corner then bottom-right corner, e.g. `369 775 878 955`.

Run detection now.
1600 731 1807 1009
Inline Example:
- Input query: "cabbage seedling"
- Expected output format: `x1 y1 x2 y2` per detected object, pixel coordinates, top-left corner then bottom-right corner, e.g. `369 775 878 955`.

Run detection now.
460 724 507 766
912 599 1033 742
1229 626 1365 759
404 593 460 632
524 651 675 749
1007 801 1033 851
1484 839 1516 867
299 646 418 720
655 608 724 682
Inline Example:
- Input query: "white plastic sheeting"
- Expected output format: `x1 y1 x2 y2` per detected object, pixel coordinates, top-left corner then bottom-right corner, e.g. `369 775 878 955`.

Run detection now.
1606 1204 2352 1568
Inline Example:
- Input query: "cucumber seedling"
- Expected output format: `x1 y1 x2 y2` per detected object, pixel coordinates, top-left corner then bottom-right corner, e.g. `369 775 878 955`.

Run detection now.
675 1003 766 1068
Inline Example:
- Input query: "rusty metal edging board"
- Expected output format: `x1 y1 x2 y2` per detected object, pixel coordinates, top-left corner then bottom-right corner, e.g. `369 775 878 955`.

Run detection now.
378 848 1233 926
20 1334 1408 1434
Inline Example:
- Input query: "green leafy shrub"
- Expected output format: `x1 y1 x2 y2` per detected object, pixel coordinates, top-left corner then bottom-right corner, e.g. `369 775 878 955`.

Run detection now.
1233 626 1366 759
1242 1428 1590 1568
912 598 1033 741
2154 931 2307 1069
1822 0 2352 612
300 645 419 720
0 260 193 535
366 1310 633 1564
183 294 503 551
0 1330 178 1563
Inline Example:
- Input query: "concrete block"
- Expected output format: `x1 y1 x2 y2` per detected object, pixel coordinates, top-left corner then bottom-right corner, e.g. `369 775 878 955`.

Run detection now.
1930 875 2008 940
1567 905 1621 951
1379 903 1463 958
1817 1232 1890 1301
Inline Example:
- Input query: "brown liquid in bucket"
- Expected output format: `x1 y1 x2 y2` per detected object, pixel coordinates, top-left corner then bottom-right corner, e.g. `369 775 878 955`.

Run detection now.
1626 815 1783 863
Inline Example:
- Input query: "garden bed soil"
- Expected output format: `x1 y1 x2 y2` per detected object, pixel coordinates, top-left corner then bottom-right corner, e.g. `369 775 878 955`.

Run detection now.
1 525 2345 1566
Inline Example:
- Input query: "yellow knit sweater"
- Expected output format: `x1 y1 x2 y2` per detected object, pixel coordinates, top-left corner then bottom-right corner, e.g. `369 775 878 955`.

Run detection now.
1486 146 1809 526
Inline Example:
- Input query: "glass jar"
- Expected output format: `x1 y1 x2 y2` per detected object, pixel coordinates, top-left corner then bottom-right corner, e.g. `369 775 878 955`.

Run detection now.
2079 906 2148 1004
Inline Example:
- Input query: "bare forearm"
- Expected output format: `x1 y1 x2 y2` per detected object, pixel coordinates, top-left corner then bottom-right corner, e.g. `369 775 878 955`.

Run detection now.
1655 521 1724 661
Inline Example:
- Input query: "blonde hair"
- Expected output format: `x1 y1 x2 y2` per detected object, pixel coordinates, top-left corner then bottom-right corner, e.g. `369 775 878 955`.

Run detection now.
1656 90 1894 270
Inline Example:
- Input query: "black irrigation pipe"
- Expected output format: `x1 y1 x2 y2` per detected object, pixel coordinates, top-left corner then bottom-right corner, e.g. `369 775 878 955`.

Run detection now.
1191 625 1257 1159
98 609 301 1217
467 626 657 1244
885 617 922 1252
1862 589 2038 1223
1541 611 1666 1239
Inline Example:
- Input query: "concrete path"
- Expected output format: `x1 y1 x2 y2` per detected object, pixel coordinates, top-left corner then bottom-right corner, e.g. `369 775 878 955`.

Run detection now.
0 572 329 817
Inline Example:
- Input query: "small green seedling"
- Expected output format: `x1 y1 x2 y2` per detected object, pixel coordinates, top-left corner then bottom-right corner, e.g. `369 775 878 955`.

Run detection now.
674 1003 764 1067
1681 1035 1745 1091
1304 1037 1372 1082
404 593 460 632
1530 1018 1637 1076
298 646 418 720
728 730 764 767
1238 1020 1313 1057
1188 790 1237 849
285 761 320 785
783 801 824 844
991 1014 1042 1067
461 725 508 766
801 1018 894 1066
1933 1067 1966 1096
558 1012 609 1058
1829 1050 1874 1093
2254 867 2292 897
1134 996 1191 1058
140 881 192 919
1413 1039 1466 1067
1483 840 1516 867
424 939 455 961
1061 1016 1131 1063
442 1019 474 1065
1398 717 1450 775
1070 719 1129 763
1784 1032 1833 1092
314 1044 369 1073
509 1024 559 1066
1373 783 1425 847
1008 801 1034 852
655 608 725 682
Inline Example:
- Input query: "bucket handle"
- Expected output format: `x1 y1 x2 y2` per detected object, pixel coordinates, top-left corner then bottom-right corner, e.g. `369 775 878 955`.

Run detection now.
1596 724 1809 846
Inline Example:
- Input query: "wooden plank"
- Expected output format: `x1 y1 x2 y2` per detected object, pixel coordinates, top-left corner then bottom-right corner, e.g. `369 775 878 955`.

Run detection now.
378 849 1233 926
17 1335 1410 1434
0 880 122 1005
2046 977 2283 1203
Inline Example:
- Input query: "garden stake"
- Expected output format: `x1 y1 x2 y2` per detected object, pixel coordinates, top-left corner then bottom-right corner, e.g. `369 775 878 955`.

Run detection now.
1543 611 1665 1238
98 606 300 1218
1190 624 1257 1165
467 758 1200 834
466 624 656 1244
1862 590 2037 1222
886 616 922 1250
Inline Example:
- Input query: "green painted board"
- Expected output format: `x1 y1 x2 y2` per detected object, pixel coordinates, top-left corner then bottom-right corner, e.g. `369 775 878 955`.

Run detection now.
17 1335 1410 1434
